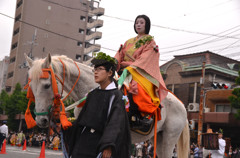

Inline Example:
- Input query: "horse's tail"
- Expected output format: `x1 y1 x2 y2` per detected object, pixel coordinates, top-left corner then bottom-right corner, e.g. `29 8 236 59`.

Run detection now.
177 120 190 158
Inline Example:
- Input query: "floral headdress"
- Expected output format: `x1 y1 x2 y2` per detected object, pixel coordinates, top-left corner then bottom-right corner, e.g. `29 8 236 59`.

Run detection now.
218 128 223 134
91 52 117 66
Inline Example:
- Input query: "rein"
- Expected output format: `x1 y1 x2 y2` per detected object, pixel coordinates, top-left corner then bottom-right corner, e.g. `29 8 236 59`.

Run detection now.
24 58 81 130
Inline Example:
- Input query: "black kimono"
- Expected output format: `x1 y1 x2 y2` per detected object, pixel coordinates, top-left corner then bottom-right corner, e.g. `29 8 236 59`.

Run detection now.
65 83 131 158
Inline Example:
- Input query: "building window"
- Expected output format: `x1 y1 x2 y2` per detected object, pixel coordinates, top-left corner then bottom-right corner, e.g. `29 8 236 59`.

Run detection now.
188 83 194 103
5 86 11 92
173 84 181 99
17 0 23 9
82 2 87 7
76 54 81 60
188 83 200 103
7 72 14 79
166 84 180 98
77 41 83 47
13 28 20 36
80 16 86 21
79 29 84 34
166 85 172 91
45 19 50 25
11 42 18 50
44 33 48 38
215 104 234 112
10 57 16 63
15 14 21 22
76 54 87 61
86 29 92 35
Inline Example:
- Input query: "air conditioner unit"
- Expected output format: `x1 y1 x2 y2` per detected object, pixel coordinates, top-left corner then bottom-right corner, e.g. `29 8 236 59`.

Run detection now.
188 103 199 112
204 107 210 113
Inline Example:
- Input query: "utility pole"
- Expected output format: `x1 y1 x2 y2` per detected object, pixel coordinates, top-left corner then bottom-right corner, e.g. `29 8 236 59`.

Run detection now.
19 28 38 69
197 61 205 146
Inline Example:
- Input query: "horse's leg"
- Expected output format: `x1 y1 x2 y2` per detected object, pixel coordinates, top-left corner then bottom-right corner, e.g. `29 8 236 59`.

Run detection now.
157 116 187 157
156 130 179 158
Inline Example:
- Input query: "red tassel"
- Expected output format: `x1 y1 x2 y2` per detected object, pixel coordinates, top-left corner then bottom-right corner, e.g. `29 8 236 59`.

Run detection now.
60 112 72 130
25 99 36 129
59 99 72 130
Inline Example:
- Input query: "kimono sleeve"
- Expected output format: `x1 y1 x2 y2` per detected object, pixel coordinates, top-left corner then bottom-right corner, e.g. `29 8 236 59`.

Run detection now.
97 91 131 156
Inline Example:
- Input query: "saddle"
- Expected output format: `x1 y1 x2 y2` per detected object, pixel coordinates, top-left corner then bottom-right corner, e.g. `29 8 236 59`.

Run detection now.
123 89 155 135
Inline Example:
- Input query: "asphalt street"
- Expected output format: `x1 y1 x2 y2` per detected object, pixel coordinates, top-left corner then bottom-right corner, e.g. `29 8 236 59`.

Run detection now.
0 145 63 158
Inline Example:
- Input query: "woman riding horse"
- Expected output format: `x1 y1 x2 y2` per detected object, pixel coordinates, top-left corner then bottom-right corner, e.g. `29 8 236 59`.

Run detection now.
114 15 168 129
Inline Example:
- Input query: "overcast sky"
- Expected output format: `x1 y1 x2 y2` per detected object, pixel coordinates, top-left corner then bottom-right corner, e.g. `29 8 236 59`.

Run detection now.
0 0 240 65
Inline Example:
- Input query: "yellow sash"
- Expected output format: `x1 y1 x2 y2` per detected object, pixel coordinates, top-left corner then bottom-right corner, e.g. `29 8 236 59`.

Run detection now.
126 67 160 107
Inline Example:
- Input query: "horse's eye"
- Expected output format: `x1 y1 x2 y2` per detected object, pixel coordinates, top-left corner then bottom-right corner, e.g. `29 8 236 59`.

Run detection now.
44 84 51 89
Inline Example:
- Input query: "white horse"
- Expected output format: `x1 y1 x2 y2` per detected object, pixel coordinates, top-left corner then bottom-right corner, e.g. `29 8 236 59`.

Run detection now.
25 54 189 158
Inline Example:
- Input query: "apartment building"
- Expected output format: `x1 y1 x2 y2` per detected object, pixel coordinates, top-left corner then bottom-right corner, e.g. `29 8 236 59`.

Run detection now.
6 0 104 93
160 50 240 146
0 56 9 93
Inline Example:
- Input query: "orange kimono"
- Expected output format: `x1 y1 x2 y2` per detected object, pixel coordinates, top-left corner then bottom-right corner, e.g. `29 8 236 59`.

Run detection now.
115 35 168 118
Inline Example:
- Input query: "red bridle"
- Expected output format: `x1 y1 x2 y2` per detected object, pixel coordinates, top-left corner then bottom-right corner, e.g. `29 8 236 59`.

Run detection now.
24 58 81 130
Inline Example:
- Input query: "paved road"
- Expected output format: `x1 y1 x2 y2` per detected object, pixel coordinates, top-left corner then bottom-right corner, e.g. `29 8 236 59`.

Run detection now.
1 145 64 158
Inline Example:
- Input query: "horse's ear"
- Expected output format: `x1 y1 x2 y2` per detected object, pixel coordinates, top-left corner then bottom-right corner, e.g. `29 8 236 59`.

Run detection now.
24 53 33 68
42 53 51 68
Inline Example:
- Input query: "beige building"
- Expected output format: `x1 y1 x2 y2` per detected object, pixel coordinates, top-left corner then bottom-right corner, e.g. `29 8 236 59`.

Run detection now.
0 56 9 93
6 0 104 93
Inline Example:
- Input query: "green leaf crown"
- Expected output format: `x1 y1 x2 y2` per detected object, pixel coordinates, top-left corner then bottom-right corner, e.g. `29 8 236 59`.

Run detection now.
93 52 117 64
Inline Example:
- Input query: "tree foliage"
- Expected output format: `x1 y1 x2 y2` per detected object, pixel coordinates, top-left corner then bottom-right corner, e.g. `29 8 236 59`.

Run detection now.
0 90 9 114
229 70 240 119
0 83 29 131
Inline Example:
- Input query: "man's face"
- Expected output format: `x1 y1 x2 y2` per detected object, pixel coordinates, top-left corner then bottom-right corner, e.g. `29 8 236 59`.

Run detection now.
218 133 223 139
93 66 112 84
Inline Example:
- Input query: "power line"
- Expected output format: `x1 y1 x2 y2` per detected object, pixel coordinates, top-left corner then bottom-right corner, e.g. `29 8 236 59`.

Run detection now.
217 39 240 53
1 12 240 61
0 12 118 55
158 25 240 50
40 0 240 40
160 32 240 54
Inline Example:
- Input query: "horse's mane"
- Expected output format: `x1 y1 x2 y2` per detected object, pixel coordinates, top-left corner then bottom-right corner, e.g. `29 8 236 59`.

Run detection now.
29 55 92 80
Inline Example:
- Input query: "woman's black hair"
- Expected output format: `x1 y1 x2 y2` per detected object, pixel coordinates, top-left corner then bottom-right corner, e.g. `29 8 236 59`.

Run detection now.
134 14 151 34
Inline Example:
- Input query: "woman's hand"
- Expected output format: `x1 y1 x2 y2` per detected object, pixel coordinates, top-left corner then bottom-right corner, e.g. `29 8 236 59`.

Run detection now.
102 146 112 158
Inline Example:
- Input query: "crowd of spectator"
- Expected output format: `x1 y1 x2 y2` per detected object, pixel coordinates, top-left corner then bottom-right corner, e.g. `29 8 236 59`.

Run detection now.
189 142 240 158
6 131 61 150
130 140 156 158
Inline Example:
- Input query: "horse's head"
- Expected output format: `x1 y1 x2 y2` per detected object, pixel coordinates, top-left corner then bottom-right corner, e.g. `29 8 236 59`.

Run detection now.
25 53 59 128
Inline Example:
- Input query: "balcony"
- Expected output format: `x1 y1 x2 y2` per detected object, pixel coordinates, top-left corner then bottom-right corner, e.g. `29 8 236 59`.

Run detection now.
0 114 8 120
85 31 102 42
187 112 240 126
88 7 105 17
84 44 101 54
86 19 103 30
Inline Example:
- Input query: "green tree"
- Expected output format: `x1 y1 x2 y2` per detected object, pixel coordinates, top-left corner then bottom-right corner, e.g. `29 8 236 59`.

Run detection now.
229 70 240 119
6 83 28 131
63 97 75 117
0 90 10 114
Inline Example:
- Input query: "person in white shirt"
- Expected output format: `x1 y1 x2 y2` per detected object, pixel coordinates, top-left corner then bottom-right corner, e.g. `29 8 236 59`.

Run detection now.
211 130 226 158
0 121 8 150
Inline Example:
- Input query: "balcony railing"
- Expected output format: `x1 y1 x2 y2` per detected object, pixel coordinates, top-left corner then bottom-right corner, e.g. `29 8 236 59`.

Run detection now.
85 32 102 42
88 7 105 17
86 20 103 30
84 44 101 54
